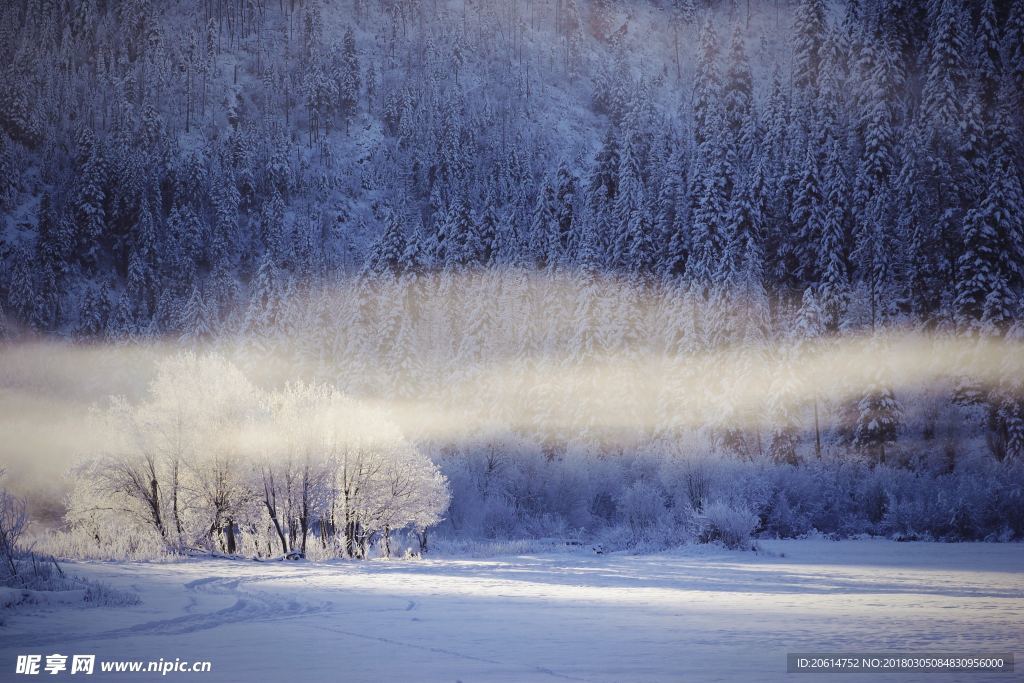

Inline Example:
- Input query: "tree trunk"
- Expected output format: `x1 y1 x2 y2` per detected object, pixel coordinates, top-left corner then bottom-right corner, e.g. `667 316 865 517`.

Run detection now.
674 27 680 81
224 518 237 555
416 528 428 555
300 465 310 556
265 503 288 554
814 398 822 458
171 461 184 547
345 519 355 558
148 477 167 543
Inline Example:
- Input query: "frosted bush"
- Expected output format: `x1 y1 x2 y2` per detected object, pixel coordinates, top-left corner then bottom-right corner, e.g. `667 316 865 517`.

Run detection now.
617 480 666 539
82 579 142 607
430 537 568 558
699 501 758 549
761 489 811 538
35 525 173 562
0 553 139 609
479 495 519 539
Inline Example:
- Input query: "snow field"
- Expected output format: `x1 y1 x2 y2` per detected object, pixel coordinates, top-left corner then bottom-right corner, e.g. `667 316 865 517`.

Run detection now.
1 539 1021 682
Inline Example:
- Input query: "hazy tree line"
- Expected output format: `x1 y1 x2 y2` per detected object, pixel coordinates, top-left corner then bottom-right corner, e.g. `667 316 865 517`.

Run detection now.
1 0 1023 547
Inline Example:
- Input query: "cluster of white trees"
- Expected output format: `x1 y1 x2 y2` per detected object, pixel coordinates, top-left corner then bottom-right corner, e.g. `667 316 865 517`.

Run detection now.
66 353 449 559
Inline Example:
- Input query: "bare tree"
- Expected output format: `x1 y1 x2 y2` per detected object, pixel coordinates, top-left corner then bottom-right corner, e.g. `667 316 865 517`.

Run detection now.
258 464 289 555
0 470 29 578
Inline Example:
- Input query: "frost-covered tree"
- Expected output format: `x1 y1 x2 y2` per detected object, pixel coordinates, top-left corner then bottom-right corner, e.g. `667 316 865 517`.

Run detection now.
954 161 1024 337
792 0 827 97
853 344 903 465
692 18 722 150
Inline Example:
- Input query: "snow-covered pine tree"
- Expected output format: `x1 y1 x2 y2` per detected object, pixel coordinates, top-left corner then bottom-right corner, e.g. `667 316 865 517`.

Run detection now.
852 192 900 330
852 25 901 214
792 0 827 99
554 161 578 258
788 145 826 287
767 347 801 465
993 314 1024 460
126 200 161 321
365 207 409 276
686 148 731 297
106 290 137 343
179 285 215 344
1005 0 1024 111
818 141 850 332
853 342 903 465
614 134 652 274
243 256 285 349
954 160 1024 338
164 204 203 297
588 127 620 210
722 24 753 159
692 17 722 151
973 0 1001 110
922 0 968 132
530 175 561 269
70 126 107 271
335 27 360 134
795 287 826 457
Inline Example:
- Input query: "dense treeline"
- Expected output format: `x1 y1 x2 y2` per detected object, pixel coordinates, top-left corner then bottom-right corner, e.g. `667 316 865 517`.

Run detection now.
1 0 1023 549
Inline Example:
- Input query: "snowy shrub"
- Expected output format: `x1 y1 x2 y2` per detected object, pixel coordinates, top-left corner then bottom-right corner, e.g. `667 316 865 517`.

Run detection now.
878 460 1024 541
860 476 889 526
617 480 666 539
803 461 870 536
35 526 173 562
430 538 570 558
479 495 519 539
0 546 139 610
698 501 758 550
537 454 596 531
81 579 141 607
678 458 715 512
761 489 810 538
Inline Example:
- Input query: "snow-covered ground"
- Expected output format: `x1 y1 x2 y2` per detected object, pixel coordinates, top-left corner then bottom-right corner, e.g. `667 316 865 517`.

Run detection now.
1 540 1021 682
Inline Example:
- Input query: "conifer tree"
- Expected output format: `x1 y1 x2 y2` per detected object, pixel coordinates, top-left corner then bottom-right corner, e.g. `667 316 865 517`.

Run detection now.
792 0 827 98
922 0 968 132
974 0 1001 109
818 141 850 332
789 146 825 286
1005 0 1024 110
366 208 409 275
692 18 722 150
179 285 214 343
853 344 903 465
954 160 1024 336
722 24 753 156
71 126 107 270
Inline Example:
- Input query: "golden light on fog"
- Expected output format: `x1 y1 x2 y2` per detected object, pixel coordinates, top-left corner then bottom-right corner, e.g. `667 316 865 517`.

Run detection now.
2 271 1021 499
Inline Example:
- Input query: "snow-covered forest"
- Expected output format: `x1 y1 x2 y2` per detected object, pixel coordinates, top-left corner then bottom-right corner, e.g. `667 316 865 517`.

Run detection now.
1 0 1024 560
